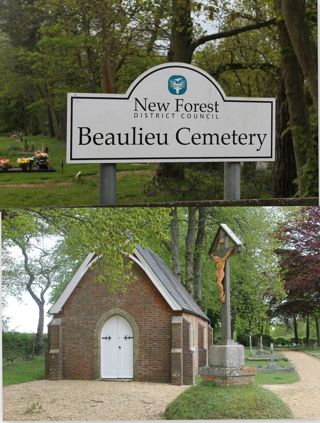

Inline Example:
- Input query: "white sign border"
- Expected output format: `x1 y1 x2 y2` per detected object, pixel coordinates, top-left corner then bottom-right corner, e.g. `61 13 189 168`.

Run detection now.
67 62 275 163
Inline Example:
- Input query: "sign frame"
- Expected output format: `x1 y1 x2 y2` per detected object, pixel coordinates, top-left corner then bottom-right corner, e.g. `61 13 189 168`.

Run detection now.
67 63 276 164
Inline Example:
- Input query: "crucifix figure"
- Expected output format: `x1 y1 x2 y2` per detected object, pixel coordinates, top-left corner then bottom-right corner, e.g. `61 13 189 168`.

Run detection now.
209 224 242 343
211 247 234 304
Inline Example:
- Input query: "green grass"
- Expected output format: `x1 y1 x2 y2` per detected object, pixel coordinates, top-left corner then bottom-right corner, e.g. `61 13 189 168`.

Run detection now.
0 135 159 206
0 134 279 206
165 382 293 419
3 356 45 386
298 348 320 359
243 348 299 384
255 370 299 384
245 358 291 367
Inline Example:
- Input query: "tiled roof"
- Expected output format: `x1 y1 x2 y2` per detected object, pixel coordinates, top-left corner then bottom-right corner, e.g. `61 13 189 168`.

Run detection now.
135 245 209 321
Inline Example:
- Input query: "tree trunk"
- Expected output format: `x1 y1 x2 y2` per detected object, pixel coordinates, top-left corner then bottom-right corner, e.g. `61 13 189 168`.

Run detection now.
293 315 299 344
157 0 193 182
82 14 99 92
47 105 55 138
102 56 114 94
47 89 63 140
273 77 297 197
315 313 320 347
282 0 318 109
168 0 193 62
305 314 310 346
99 3 115 94
185 207 196 293
275 0 311 196
170 207 181 278
146 3 165 54
242 162 256 180
193 207 207 302
34 301 44 355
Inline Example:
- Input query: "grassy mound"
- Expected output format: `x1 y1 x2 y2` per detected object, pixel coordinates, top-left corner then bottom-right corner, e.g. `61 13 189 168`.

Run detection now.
165 382 293 420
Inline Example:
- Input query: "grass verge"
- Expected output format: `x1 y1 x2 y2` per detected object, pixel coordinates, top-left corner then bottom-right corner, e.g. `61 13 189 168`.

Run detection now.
255 371 299 384
305 350 320 359
165 382 293 419
3 356 45 386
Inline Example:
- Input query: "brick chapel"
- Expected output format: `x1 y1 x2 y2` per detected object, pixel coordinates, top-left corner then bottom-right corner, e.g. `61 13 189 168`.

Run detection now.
45 245 212 385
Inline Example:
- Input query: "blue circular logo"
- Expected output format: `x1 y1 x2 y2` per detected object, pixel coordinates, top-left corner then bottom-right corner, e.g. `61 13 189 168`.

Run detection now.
168 75 187 95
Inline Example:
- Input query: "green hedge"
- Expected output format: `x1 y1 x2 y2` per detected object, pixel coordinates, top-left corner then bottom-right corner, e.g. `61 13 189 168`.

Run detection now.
237 334 272 347
2 332 48 360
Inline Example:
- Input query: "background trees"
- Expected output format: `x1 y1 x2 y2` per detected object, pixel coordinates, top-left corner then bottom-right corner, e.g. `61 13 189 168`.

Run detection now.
275 207 320 346
3 206 319 345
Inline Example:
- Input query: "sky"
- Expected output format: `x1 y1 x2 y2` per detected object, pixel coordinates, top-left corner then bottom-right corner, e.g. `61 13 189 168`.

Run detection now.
2 233 60 334
4 293 51 333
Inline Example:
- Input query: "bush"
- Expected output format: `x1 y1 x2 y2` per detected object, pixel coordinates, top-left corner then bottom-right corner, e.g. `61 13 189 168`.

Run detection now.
274 337 289 346
237 334 272 347
2 332 47 360
237 334 250 346
290 337 302 345
302 338 317 346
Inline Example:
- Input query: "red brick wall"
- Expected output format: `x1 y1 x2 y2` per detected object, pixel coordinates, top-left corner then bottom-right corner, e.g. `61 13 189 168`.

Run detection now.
54 263 174 383
198 323 207 367
182 318 194 385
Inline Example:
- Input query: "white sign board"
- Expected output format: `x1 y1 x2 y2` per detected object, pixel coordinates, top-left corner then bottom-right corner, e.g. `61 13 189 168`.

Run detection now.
67 63 275 163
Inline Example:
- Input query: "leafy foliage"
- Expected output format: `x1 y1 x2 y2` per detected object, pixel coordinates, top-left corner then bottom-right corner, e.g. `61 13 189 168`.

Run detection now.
275 207 320 318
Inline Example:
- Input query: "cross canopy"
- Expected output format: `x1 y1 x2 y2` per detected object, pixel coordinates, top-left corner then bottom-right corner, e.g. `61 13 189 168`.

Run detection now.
209 223 243 257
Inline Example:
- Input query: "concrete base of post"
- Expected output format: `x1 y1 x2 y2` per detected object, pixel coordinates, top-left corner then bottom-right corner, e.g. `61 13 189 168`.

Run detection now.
200 342 256 386
209 342 244 368
200 366 256 386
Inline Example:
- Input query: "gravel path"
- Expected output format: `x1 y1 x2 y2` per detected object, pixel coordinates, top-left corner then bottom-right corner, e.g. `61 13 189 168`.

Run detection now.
3 380 187 421
4 351 320 420
264 351 320 419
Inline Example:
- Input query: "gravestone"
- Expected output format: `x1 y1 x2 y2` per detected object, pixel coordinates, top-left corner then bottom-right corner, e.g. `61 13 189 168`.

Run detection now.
256 335 265 355
249 333 253 356
200 224 256 386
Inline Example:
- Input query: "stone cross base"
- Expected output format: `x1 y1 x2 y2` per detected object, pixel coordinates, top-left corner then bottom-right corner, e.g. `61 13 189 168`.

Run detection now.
209 343 244 368
200 366 256 386
199 343 256 386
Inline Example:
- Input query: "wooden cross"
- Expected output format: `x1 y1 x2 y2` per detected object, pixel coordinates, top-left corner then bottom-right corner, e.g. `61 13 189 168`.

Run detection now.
209 224 243 343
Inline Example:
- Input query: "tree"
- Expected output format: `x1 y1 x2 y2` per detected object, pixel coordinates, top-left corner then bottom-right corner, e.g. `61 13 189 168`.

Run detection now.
275 207 320 345
2 215 73 354
157 206 286 339
274 0 317 197
158 0 278 185
2 207 172 319
209 207 286 338
281 0 318 109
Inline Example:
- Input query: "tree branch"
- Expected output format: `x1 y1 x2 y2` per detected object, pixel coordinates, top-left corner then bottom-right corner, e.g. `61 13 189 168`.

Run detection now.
191 18 277 53
214 62 279 75
18 242 42 308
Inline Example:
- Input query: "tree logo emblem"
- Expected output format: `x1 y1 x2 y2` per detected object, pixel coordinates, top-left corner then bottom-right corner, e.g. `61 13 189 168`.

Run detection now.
168 75 187 95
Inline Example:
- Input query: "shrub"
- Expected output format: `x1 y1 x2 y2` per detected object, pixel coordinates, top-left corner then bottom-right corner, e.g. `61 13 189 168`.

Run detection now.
274 337 289 346
237 334 272 347
2 332 48 360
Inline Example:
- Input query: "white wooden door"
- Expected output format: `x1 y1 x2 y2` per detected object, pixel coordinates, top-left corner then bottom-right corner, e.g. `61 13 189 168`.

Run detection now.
101 315 133 378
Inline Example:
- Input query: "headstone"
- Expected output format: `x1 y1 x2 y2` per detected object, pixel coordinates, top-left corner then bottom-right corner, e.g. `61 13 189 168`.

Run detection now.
270 343 274 362
256 335 265 355
249 333 253 356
